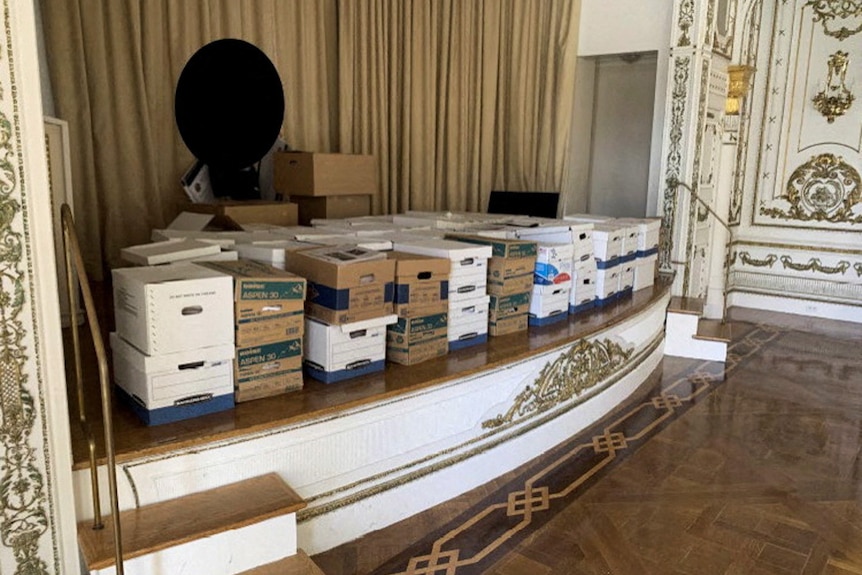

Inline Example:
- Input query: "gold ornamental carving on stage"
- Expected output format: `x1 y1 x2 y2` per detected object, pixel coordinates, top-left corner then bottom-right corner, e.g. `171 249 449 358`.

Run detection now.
482 338 634 429
760 154 862 224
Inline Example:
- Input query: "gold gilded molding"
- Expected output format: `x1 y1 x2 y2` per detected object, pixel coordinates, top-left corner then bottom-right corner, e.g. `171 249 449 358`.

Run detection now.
739 251 777 267
482 338 634 429
760 154 862 224
780 256 851 274
805 0 862 40
812 51 855 123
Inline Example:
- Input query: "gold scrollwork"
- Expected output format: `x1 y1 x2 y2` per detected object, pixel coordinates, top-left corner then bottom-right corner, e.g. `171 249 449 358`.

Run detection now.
780 255 851 275
855 263 862 276
482 338 634 429
805 0 862 40
812 51 854 123
739 251 778 268
760 154 862 224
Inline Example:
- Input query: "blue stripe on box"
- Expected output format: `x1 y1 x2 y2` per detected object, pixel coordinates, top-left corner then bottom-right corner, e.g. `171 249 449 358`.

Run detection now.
619 287 633 298
394 281 449 304
303 359 385 384
596 257 620 270
116 386 234 426
619 253 637 263
569 299 596 315
595 293 620 307
308 281 394 310
528 312 568 327
636 247 659 258
448 333 488 351
441 280 449 300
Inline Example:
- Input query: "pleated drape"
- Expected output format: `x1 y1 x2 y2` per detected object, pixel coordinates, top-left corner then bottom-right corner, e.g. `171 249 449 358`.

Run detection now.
41 0 337 275
40 0 579 275
338 0 580 214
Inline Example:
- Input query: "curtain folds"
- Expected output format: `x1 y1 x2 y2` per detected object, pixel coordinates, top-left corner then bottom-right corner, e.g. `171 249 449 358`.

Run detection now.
40 0 579 274
41 0 337 274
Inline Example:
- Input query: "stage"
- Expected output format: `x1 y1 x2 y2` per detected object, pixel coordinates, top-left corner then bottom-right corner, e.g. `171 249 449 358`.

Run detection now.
69 276 671 553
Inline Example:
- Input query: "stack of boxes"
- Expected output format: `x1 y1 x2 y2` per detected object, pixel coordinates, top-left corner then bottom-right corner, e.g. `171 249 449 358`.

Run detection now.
110 264 236 425
529 242 574 325
386 252 451 365
591 223 624 306
285 245 397 383
197 260 306 402
447 235 538 335
615 220 639 297
392 239 492 350
617 217 661 290
273 152 378 225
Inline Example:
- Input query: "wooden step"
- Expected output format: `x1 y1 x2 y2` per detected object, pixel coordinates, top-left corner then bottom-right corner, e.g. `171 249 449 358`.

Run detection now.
693 319 732 343
237 550 326 575
668 296 704 316
78 473 306 571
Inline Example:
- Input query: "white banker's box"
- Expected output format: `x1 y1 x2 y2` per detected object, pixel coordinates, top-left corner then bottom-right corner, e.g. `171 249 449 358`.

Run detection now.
634 253 658 289
304 315 398 380
393 239 492 277
529 285 570 319
110 333 234 425
112 263 234 355
449 295 490 343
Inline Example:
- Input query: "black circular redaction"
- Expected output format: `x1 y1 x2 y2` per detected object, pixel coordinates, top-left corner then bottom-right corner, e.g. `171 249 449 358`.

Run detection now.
175 39 284 170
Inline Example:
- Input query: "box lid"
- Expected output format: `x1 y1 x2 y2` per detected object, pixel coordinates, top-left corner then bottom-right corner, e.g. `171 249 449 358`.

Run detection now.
112 261 231 286
388 251 450 279
286 245 394 288
195 260 306 302
110 332 234 373
121 239 222 266
234 240 311 263
445 234 538 259
307 314 398 334
392 239 492 261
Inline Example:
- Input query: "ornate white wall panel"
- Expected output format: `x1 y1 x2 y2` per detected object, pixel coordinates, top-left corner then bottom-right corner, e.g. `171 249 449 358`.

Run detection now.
0 1 78 573
729 0 862 319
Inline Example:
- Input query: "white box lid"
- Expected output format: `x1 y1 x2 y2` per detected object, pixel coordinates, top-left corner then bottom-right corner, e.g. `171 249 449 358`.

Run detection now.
392 239 492 261
121 239 222 266
308 314 398 334
110 332 234 373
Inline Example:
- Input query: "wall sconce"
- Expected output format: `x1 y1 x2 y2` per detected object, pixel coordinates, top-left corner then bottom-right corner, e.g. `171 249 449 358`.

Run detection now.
812 51 854 123
725 65 755 116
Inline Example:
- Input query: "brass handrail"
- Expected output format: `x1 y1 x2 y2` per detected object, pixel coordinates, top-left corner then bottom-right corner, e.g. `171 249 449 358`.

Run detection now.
666 178 732 324
61 204 124 574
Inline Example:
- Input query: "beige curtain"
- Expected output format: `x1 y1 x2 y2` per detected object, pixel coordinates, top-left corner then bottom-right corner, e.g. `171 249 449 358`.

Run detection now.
41 0 338 275
338 0 580 214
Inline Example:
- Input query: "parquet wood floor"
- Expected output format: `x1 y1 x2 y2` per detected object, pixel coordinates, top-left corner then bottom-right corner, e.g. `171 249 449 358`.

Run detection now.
313 312 862 575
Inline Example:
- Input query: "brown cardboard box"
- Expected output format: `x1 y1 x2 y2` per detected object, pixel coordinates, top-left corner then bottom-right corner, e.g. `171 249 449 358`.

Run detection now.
386 311 448 365
234 340 303 402
489 313 528 336
285 246 395 324
196 260 306 347
178 200 298 229
273 152 378 197
290 194 372 225
489 292 532 322
487 271 534 297
388 251 450 317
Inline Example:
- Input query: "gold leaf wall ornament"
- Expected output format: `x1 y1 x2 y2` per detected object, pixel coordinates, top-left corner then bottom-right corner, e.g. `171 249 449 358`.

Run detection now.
779 255 851 274
738 251 778 267
482 338 634 429
760 154 862 224
805 0 862 40
812 51 854 123
855 262 862 276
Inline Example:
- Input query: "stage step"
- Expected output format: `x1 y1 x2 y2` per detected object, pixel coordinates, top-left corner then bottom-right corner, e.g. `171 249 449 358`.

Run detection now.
237 550 326 575
79 473 305 575
665 297 729 362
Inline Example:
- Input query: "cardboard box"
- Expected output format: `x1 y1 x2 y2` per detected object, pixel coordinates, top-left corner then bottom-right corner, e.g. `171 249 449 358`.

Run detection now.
592 224 624 268
235 339 304 401
388 251 450 316
489 313 528 336
534 243 574 289
596 268 620 302
487 257 536 281
386 312 448 365
290 194 372 225
196 260 306 347
273 152 378 197
448 269 488 302
489 292 532 322
178 201 298 229
304 315 397 383
121 239 223 266
528 286 570 325
110 333 234 425
112 263 234 355
619 262 635 292
633 254 657 290
285 246 394 324
487 272 534 296
392 239 492 276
